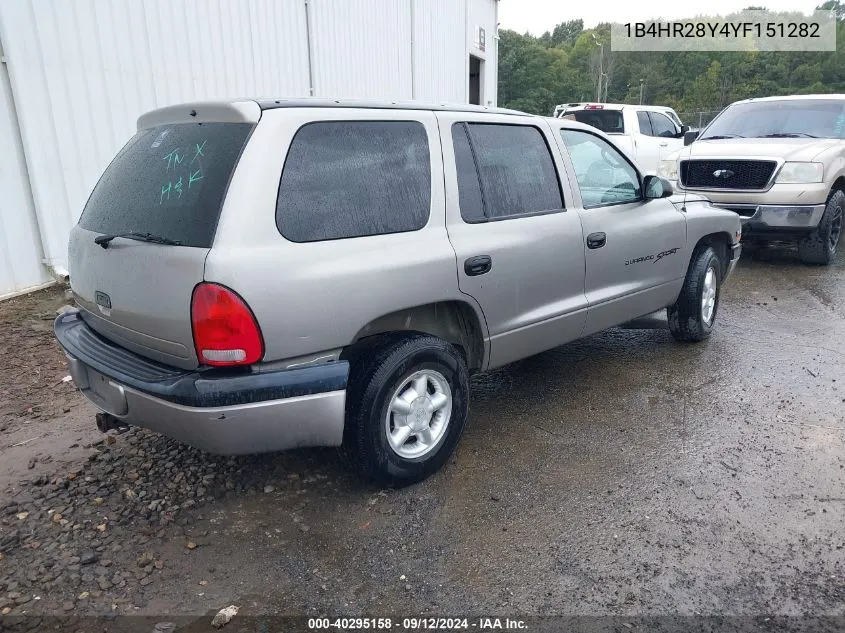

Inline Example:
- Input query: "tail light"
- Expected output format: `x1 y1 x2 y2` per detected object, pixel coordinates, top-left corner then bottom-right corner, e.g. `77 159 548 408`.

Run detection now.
191 283 264 366
584 104 604 110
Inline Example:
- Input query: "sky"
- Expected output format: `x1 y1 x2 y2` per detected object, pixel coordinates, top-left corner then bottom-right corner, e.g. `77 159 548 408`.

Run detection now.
497 0 827 34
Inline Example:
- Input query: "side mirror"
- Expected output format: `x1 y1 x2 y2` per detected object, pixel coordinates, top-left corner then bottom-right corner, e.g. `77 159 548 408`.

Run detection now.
644 175 674 199
677 124 690 138
683 129 699 146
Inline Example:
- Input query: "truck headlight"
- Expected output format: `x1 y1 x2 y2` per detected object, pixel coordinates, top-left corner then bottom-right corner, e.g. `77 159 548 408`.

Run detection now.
657 159 678 181
775 162 824 184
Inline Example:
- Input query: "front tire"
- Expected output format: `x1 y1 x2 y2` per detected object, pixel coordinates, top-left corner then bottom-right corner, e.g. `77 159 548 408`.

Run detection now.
343 334 470 486
798 189 843 265
668 246 722 343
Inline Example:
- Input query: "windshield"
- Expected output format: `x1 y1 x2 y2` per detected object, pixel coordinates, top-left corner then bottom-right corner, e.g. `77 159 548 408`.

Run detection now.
79 122 253 248
701 100 845 140
563 110 625 134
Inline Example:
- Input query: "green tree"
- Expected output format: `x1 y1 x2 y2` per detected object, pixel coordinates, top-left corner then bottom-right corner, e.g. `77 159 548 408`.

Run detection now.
497 12 845 116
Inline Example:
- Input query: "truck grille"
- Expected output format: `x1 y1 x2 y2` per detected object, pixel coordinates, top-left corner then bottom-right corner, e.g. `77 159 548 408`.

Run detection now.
680 160 777 190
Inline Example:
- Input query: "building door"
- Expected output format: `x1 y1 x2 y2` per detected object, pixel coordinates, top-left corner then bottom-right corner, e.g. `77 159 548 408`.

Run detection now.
469 55 482 105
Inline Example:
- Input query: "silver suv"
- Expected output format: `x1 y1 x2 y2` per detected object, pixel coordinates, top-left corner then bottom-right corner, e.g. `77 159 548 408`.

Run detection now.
55 99 742 485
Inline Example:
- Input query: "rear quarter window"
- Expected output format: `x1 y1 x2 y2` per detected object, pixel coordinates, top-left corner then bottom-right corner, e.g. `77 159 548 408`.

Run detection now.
276 121 431 242
78 122 253 248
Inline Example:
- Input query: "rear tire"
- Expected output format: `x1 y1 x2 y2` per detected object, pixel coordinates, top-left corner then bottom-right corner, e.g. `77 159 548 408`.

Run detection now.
668 246 722 343
798 189 843 265
343 334 469 486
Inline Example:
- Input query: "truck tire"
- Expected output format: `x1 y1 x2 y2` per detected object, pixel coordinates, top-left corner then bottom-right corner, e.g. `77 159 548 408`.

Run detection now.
343 334 469 486
667 246 721 343
797 189 843 265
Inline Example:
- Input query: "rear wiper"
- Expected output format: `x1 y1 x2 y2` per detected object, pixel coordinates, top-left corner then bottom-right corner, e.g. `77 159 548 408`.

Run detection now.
94 232 182 249
699 134 745 140
758 132 818 138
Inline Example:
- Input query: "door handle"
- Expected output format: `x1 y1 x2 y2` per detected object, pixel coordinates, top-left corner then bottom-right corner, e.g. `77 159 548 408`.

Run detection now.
586 232 606 249
464 255 492 276
659 141 668 147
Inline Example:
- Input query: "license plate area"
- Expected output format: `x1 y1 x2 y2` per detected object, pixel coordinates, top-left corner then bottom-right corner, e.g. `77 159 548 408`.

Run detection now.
81 365 128 416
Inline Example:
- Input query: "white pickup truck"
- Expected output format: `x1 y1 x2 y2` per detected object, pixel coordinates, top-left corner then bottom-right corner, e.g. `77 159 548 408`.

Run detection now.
553 103 690 173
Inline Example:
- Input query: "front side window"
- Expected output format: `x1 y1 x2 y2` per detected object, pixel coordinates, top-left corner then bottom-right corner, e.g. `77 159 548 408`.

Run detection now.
560 129 641 208
649 112 679 138
276 121 431 242
452 123 563 222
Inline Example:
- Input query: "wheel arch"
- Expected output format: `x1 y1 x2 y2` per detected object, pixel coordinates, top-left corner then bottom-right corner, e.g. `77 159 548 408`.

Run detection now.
829 176 845 199
690 232 732 278
344 301 488 372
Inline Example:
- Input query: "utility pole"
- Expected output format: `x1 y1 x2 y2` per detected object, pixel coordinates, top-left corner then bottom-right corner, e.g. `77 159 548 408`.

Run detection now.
592 33 604 102
639 79 644 105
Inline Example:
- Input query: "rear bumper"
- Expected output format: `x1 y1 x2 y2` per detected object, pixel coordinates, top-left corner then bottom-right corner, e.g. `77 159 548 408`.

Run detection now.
54 310 347 454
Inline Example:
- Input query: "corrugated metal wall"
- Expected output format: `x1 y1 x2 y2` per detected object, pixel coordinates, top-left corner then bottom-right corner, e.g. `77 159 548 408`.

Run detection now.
310 0 413 99
0 36 50 298
468 0 498 106
0 0 498 296
412 0 467 103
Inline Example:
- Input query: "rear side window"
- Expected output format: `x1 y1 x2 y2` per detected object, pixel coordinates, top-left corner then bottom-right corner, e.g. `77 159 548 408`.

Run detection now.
79 122 253 248
452 123 563 222
636 111 653 135
276 121 431 242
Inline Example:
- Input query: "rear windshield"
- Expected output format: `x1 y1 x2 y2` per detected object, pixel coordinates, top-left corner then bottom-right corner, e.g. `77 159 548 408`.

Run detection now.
563 110 624 134
79 122 253 248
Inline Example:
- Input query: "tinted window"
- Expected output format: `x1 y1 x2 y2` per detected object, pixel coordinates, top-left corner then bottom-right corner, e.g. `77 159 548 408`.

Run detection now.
564 109 624 134
276 121 431 242
636 111 653 135
451 124 486 223
560 129 641 208
79 123 253 248
649 112 678 138
701 99 845 139
455 123 563 221
664 110 683 127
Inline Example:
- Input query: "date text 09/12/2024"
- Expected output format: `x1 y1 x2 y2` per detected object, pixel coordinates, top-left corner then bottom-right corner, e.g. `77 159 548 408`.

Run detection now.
307 618 528 630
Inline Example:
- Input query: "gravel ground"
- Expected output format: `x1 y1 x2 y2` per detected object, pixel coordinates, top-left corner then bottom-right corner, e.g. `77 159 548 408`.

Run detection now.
0 244 844 631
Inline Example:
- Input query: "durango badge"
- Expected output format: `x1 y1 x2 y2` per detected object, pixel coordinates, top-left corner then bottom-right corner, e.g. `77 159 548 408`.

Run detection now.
625 247 681 266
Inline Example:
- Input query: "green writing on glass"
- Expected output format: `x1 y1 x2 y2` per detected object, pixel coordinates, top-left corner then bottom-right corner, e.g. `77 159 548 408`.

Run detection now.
163 149 183 170
157 139 208 204
192 140 207 163
189 169 203 188
160 181 171 204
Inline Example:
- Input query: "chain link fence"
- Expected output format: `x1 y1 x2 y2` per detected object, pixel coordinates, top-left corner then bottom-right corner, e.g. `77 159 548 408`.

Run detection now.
676 110 724 129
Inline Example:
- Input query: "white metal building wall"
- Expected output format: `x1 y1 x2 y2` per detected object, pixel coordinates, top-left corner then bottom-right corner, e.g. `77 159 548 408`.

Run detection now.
0 0 498 297
412 0 467 103
310 0 413 99
0 34 51 299
468 0 498 105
